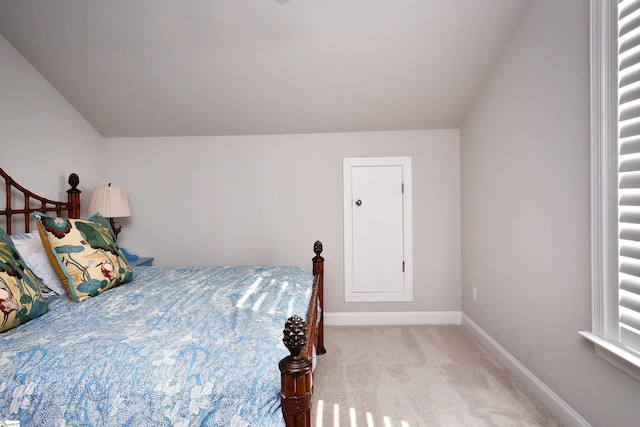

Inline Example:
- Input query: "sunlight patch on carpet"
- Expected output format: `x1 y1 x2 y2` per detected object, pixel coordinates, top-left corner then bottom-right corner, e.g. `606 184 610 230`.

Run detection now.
316 400 410 427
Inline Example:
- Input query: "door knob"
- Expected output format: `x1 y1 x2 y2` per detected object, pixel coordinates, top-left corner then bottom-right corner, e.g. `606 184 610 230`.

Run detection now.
355 199 362 206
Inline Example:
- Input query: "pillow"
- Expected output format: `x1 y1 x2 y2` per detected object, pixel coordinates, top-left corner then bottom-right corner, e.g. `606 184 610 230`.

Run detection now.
33 212 134 302
0 228 48 333
10 231 67 296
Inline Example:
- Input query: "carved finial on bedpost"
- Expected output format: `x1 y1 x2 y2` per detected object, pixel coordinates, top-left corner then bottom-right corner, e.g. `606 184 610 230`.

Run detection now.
66 173 81 218
313 241 323 261
67 173 79 191
282 315 308 357
279 315 312 427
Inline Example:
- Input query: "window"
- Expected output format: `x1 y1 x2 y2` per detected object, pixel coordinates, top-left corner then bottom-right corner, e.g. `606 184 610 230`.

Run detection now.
581 0 640 380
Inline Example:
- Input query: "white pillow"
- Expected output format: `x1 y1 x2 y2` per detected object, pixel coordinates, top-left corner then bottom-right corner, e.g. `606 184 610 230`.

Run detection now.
10 231 66 296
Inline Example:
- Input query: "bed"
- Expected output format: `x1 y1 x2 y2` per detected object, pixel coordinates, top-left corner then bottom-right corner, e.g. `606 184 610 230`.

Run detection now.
0 167 325 427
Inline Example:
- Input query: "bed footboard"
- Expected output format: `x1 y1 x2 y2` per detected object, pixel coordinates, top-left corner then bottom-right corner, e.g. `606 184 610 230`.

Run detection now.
279 241 325 427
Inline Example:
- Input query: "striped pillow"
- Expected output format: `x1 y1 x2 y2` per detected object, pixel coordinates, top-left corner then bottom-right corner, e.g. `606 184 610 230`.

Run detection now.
10 231 66 296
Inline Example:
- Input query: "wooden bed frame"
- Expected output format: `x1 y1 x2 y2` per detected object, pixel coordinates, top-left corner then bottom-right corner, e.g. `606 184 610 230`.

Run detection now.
0 167 325 427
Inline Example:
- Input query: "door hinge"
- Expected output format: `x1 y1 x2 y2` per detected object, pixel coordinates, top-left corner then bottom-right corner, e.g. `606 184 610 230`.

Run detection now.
401 183 404 194
402 261 405 272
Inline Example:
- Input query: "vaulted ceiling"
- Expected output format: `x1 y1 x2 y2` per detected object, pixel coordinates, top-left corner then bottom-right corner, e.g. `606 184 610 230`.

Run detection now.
0 0 530 137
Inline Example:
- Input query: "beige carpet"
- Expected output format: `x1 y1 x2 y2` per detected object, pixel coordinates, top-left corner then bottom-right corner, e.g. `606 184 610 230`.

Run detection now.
311 325 560 427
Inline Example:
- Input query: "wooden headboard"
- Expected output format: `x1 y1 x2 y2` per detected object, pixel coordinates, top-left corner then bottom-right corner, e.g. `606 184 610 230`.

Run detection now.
0 168 81 234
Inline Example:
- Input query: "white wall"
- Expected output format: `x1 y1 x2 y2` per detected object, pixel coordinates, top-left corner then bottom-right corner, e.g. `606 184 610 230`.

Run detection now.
103 130 461 314
0 33 101 207
461 1 640 426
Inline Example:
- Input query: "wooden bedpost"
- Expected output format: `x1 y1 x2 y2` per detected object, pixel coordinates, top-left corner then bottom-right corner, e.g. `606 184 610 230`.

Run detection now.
66 173 81 219
313 241 326 355
279 315 313 427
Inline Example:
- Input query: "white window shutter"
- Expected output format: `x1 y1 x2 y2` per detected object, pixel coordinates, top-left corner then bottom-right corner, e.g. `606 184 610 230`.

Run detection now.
618 0 640 353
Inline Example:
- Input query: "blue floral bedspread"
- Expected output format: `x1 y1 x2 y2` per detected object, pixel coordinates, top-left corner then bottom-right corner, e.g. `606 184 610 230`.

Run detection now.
0 265 314 427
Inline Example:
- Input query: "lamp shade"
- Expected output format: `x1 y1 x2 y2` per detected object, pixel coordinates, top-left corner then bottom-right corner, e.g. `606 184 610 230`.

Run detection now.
86 186 131 218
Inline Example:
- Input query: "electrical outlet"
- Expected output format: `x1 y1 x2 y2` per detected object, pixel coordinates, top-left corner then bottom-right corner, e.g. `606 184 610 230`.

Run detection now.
472 286 477 302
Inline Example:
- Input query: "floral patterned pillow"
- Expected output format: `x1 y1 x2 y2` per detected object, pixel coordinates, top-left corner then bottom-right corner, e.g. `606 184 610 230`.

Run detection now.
0 228 48 332
33 212 133 302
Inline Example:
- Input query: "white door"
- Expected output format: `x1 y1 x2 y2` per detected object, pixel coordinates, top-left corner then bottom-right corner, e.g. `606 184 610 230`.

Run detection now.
344 157 413 302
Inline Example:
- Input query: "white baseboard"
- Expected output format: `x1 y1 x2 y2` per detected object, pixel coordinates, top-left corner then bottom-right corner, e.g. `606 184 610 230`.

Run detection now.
324 311 461 326
461 313 591 427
